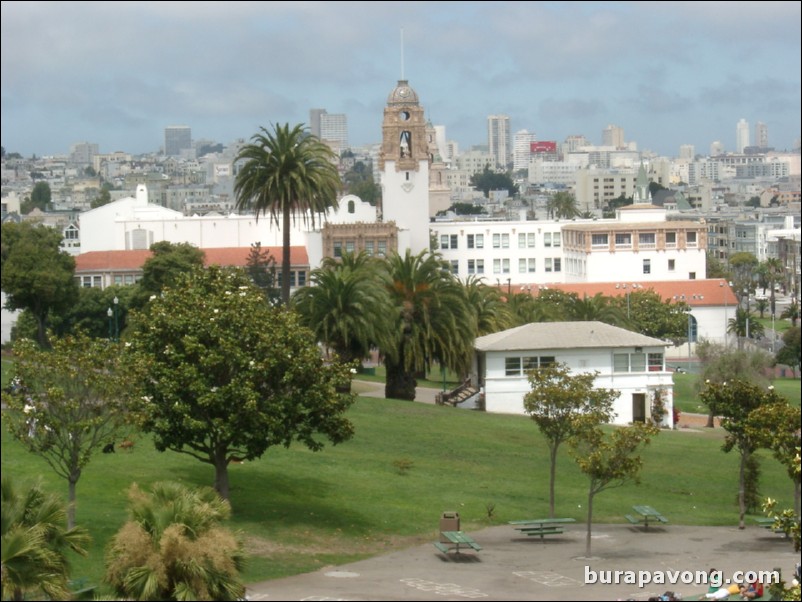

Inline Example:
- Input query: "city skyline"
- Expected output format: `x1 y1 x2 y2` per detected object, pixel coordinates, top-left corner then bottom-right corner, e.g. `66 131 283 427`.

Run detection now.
2 1 800 159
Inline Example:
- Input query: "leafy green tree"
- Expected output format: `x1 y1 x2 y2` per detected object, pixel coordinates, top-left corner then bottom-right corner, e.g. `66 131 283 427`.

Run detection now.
532 289 578 321
131 241 205 309
696 341 773 427
245 241 279 303
729 252 759 302
776 326 800 372
126 265 355 501
105 481 245 601
755 297 769 319
234 123 341 304
620 289 689 343
381 250 476 400
1 476 90 601
700 379 785 528
748 402 801 517
706 253 730 279
343 161 381 205
523 363 616 518
546 191 579 219
21 181 51 213
445 202 486 216
2 333 138 528
570 423 659 557
508 291 560 326
469 166 518 198
89 186 112 209
292 252 392 365
0 222 79 347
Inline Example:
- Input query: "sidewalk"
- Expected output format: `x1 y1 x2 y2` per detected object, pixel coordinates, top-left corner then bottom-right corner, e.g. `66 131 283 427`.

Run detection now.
245 523 798 601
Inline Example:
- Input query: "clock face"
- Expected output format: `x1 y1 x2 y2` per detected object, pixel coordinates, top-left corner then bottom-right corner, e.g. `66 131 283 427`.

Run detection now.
398 87 409 97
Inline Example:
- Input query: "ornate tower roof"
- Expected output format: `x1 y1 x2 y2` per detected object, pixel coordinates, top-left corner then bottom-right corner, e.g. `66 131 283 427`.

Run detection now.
387 80 420 106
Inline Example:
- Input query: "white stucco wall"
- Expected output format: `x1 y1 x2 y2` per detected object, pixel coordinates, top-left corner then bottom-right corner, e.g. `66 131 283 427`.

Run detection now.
479 346 674 427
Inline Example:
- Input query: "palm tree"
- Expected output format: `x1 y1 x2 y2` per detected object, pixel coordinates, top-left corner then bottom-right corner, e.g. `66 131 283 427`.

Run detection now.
105 481 245 601
763 257 783 317
381 250 476 400
462 276 515 335
567 293 629 327
728 307 765 348
546 191 579 220
1 476 89 601
234 123 341 304
780 299 799 327
292 251 392 364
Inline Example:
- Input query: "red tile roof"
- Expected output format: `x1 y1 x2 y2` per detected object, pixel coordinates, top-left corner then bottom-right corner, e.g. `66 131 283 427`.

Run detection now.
511 279 738 307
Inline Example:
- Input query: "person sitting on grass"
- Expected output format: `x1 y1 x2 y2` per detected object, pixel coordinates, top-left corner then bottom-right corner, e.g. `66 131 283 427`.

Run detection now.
705 568 742 600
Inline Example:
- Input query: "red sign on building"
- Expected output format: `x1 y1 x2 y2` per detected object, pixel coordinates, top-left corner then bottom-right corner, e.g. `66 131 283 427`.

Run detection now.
530 141 557 153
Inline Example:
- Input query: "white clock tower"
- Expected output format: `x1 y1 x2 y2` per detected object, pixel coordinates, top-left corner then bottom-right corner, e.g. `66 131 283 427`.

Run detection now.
378 80 431 255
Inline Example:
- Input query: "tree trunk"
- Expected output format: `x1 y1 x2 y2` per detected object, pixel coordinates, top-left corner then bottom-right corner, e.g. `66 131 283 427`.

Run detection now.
385 356 416 401
281 207 291 305
214 450 230 501
738 450 747 529
706 410 715 428
585 488 594 558
548 445 558 519
67 477 77 530
794 478 801 520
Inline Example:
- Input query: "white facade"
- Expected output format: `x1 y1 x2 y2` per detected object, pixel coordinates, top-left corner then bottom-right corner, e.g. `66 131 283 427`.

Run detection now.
513 130 536 172
487 115 511 169
474 322 674 427
736 119 750 153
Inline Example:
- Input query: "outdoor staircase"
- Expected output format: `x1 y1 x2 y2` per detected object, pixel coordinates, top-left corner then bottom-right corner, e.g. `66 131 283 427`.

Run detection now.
436 378 480 407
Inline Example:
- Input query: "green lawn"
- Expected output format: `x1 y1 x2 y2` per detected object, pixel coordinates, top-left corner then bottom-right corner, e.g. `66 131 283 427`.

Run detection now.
672 372 800 414
2 391 796 596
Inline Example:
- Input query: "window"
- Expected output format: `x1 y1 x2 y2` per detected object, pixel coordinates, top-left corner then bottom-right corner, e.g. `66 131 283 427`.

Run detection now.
333 241 342 258
613 353 629 373
440 234 458 249
519 258 536 273
347 200 355 213
553 232 561 247
466 233 484 249
450 260 459 274
648 353 664 371
639 232 655 248
505 357 522 376
377 240 387 256
345 240 355 254
686 231 697 247
297 271 306 287
665 231 677 247
631 353 646 372
519 258 526 273
365 241 375 256
668 259 675 272
475 259 484 274
545 258 561 273
615 233 632 247
553 258 561 272
501 258 510 273
544 233 552 247
614 352 651 372
592 233 608 247
643 259 651 274
493 233 501 248
519 233 537 248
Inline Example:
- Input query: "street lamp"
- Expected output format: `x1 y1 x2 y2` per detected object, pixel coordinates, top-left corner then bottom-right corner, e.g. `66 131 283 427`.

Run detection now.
113 296 119 341
107 307 113 340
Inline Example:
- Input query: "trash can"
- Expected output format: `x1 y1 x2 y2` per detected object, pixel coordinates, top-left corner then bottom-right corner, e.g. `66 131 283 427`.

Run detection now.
440 511 460 543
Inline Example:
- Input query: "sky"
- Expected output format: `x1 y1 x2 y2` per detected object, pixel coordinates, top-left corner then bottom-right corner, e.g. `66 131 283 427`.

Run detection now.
2 1 800 159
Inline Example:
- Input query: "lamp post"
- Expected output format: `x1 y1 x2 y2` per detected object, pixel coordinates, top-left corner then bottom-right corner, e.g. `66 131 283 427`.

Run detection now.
107 307 113 341
113 296 119 342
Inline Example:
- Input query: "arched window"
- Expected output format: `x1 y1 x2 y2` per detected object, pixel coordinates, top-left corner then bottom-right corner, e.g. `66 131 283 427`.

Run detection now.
348 200 355 213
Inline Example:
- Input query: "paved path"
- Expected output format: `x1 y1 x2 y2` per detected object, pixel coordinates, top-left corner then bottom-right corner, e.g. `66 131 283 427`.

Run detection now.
245 523 797 601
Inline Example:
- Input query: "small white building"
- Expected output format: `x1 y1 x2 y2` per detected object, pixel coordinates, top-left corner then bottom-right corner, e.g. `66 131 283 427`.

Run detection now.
473 321 674 426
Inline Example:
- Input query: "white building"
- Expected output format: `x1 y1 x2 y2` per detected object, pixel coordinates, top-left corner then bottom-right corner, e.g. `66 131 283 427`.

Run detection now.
736 119 750 154
513 130 536 172
488 115 511 169
473 321 674 426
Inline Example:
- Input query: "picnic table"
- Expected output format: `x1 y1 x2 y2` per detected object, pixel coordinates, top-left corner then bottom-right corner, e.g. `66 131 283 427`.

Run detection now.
508 517 575 539
625 505 669 529
434 530 482 554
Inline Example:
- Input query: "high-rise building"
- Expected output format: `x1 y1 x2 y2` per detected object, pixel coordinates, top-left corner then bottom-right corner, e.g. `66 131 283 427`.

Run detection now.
69 142 99 165
164 125 192 156
679 144 695 160
736 119 749 153
309 108 326 138
320 112 348 150
487 115 511 169
563 134 589 155
602 124 625 149
755 121 768 148
512 130 537 172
